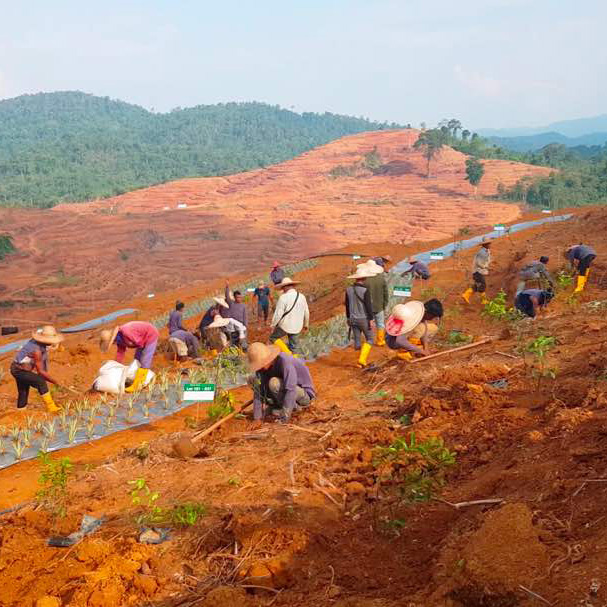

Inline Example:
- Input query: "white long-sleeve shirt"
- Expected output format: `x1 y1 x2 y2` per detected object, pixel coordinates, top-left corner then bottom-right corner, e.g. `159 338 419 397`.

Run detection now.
272 289 309 334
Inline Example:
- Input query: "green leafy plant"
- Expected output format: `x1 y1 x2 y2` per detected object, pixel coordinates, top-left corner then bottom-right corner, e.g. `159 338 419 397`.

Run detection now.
128 478 164 526
526 335 557 390
169 502 207 527
556 268 574 290
374 433 456 503
447 330 472 345
37 453 73 519
227 476 241 486
482 290 522 322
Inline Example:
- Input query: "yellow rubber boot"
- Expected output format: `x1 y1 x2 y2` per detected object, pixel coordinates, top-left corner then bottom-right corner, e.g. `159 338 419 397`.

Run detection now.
574 274 587 293
42 392 60 414
376 328 386 347
461 288 474 304
125 368 148 393
480 293 489 305
396 351 413 362
273 338 293 356
358 342 372 368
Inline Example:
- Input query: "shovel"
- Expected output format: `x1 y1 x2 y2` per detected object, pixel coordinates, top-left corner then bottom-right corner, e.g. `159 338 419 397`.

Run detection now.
173 398 254 459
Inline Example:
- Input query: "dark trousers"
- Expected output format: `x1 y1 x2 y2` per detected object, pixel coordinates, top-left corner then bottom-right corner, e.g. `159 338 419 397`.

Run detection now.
10 363 49 408
270 326 299 353
349 318 373 349
579 254 596 276
472 272 486 293
514 293 535 318
258 303 269 321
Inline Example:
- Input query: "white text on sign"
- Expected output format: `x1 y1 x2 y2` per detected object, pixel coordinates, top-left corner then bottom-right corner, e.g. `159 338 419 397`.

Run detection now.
182 383 216 402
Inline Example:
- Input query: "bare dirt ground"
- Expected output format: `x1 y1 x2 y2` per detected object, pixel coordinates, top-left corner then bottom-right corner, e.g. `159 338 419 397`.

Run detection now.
0 129 550 325
1 207 607 607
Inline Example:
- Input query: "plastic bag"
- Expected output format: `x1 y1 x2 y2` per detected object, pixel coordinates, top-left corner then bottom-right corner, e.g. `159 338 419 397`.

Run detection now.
93 361 127 394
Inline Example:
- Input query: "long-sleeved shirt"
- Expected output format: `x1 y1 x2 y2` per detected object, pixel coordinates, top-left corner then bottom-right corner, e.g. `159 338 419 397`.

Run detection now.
365 273 389 314
253 353 316 420
168 310 185 334
270 268 285 285
401 260 430 279
272 289 309 334
115 322 159 362
225 286 248 327
473 247 491 275
519 261 554 286
199 306 217 331
567 245 596 262
345 284 373 322
386 321 438 354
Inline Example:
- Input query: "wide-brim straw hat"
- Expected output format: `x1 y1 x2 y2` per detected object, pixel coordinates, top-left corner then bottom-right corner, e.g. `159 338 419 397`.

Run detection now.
99 327 119 352
247 342 281 372
213 296 229 309
348 267 376 280
208 315 230 329
386 301 425 337
32 325 64 345
274 277 300 289
358 260 384 275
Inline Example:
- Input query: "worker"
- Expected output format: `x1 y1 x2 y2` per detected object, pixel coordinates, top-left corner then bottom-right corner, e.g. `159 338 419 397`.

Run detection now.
345 265 376 368
198 297 229 334
271 277 309 355
247 342 316 424
225 281 248 329
565 244 596 293
516 256 554 294
10 326 64 413
270 261 285 286
401 256 430 281
167 301 200 358
386 299 443 361
514 288 553 319
373 255 392 269
206 315 248 351
363 259 389 347
254 281 272 326
462 240 492 304
99 321 159 392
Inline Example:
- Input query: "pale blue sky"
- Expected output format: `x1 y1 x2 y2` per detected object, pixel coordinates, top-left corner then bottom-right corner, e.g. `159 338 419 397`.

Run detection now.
0 0 605 128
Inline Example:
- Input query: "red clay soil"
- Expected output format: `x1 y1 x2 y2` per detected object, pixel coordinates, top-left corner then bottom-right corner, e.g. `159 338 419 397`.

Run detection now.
0 129 550 324
2 206 607 606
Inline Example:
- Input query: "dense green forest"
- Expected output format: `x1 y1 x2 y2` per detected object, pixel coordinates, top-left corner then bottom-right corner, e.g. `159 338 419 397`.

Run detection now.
0 91 398 208
420 120 607 210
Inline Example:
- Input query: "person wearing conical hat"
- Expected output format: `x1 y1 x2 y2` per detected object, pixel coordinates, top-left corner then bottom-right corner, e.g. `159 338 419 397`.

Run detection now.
99 321 159 393
345 265 376 368
246 342 316 424
362 259 389 347
198 296 230 349
461 240 492 304
270 277 309 355
10 326 64 413
401 256 430 281
207 314 248 351
385 299 443 361
565 243 596 294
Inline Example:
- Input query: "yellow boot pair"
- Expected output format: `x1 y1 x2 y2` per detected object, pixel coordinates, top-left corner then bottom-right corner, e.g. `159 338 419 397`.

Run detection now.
375 328 386 347
42 392 61 414
574 273 588 293
461 288 474 304
125 368 149 393
357 343 372 368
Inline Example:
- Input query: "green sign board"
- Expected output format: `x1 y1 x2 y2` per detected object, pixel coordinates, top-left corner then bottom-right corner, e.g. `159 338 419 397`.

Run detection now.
393 286 411 297
183 383 216 402
494 224 506 231
430 252 444 260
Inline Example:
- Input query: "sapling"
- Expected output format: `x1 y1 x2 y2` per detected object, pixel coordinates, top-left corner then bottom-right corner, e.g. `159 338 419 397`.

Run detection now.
526 335 557 391
9 426 20 442
21 427 32 448
12 438 25 460
39 436 50 453
67 418 79 443
37 452 72 519
86 420 96 439
44 419 57 441
0 436 5 455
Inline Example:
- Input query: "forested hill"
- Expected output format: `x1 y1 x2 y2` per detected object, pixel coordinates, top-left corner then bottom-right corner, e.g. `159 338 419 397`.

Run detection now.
0 91 398 208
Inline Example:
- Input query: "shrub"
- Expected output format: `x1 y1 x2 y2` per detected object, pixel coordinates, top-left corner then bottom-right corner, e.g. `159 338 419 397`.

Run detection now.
37 452 73 519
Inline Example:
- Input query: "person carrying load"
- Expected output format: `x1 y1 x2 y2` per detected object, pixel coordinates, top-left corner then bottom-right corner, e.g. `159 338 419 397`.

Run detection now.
516 256 554 295
362 259 389 347
270 277 309 355
462 240 492 304
247 342 316 424
385 299 444 361
167 301 200 359
514 288 553 319
99 321 159 393
345 265 376 368
565 244 596 294
10 325 64 413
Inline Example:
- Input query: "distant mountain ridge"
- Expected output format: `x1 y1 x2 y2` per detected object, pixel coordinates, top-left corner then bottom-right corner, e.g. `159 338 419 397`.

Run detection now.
487 131 607 153
478 114 607 138
0 91 398 208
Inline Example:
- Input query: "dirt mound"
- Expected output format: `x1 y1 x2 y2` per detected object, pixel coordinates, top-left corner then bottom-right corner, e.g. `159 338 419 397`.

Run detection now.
0 129 549 323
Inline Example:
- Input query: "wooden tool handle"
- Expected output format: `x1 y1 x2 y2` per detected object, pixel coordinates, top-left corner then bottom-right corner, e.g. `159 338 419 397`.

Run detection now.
192 398 254 443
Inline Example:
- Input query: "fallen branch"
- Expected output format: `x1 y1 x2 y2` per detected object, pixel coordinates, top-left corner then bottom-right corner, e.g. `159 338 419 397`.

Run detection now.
495 350 519 359
287 424 325 437
435 497 504 510
313 484 343 508
519 584 552 606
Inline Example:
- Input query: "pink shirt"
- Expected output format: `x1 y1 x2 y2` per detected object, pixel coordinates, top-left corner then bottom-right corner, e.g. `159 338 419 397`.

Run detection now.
115 321 159 362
